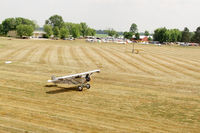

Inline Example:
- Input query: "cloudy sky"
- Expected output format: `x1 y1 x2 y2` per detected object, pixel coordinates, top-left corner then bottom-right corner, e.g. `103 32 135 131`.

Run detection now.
0 0 199 32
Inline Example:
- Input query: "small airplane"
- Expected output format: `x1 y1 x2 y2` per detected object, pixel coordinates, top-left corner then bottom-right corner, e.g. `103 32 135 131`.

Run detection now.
47 69 100 91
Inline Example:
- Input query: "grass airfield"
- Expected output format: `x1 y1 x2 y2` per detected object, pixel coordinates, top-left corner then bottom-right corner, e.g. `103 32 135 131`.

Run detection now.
0 37 200 132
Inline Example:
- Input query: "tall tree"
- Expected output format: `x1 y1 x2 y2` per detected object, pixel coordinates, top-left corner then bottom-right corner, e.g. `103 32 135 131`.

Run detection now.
65 22 74 35
60 28 69 39
86 28 96 36
135 33 140 40
43 24 53 38
2 18 16 34
123 32 133 39
71 24 81 38
53 26 60 38
166 29 182 42
0 24 3 35
2 17 35 35
45 15 64 29
153 27 168 43
193 27 200 43
129 23 138 34
144 30 149 36
80 22 88 37
16 24 34 38
181 27 190 42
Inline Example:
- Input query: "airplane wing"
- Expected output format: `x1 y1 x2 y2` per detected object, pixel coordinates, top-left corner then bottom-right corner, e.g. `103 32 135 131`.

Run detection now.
48 69 100 83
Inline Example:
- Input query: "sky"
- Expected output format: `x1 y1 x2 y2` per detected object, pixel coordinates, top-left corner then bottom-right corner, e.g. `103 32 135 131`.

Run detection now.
0 0 200 33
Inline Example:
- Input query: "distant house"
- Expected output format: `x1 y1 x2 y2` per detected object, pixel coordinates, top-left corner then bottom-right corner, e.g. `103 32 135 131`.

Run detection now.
140 36 149 42
131 35 152 43
32 31 46 38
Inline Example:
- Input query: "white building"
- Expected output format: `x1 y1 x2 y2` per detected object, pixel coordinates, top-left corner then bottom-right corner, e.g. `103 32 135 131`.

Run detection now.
32 31 46 38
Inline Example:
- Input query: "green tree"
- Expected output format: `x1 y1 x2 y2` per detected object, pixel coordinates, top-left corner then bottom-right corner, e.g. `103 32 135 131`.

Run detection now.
153 27 168 43
148 36 152 41
86 28 96 36
43 24 53 38
129 23 138 34
181 27 190 42
80 22 88 37
71 24 80 38
106 28 116 37
15 17 36 29
16 24 34 38
123 32 133 39
144 30 149 36
90 29 96 36
65 22 74 35
2 18 16 34
135 33 140 40
166 29 182 42
2 17 35 35
0 24 3 35
45 15 64 29
60 28 69 39
53 26 60 38
193 27 200 43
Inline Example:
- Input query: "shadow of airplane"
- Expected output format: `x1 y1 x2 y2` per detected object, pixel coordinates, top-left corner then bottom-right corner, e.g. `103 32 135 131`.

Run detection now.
45 85 79 94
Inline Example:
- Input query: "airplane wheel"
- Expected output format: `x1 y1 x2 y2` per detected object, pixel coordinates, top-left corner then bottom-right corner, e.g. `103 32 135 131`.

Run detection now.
86 84 90 89
78 86 83 91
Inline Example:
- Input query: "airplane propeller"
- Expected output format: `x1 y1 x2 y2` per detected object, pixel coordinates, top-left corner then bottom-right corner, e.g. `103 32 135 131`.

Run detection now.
86 74 91 82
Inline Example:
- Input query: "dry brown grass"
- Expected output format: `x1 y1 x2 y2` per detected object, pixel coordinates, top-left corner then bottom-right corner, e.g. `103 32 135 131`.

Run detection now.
0 37 200 133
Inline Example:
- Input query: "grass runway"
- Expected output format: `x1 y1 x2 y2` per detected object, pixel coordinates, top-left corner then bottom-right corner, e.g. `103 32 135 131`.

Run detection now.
0 38 200 132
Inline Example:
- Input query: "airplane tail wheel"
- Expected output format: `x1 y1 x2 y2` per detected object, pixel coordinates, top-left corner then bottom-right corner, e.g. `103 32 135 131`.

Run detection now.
86 84 90 89
78 86 83 91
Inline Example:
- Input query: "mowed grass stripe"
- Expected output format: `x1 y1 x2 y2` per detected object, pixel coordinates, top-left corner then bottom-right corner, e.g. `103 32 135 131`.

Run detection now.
124 53 169 76
39 46 51 64
0 102 137 132
102 47 156 75
0 117 61 133
2 45 29 60
69 46 84 66
0 123 25 133
169 56 200 67
108 46 168 76
20 45 40 62
150 52 200 72
80 46 99 67
57 46 64 65
76 46 90 67
90 47 127 72
0 116 69 133
139 54 186 78
0 94 188 133
148 53 200 79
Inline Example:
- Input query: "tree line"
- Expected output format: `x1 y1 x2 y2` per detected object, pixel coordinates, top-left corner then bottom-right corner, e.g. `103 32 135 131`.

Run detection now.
153 27 200 43
0 17 36 37
44 15 96 39
0 15 96 39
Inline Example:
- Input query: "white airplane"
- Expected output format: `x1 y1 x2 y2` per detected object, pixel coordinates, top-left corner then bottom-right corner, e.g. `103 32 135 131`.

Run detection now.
47 69 100 91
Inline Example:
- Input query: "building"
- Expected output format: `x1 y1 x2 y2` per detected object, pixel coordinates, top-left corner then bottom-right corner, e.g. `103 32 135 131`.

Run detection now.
32 31 46 38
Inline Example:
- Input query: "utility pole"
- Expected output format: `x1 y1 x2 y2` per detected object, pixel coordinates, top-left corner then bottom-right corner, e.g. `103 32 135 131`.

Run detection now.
132 43 135 54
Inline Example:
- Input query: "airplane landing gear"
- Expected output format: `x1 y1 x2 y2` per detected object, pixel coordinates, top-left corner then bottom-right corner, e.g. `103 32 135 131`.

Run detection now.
86 84 90 89
78 86 83 91
78 84 91 91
